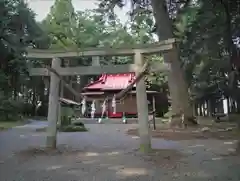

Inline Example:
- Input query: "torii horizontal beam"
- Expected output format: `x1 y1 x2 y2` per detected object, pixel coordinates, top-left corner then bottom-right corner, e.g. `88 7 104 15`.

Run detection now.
26 38 175 58
29 62 170 76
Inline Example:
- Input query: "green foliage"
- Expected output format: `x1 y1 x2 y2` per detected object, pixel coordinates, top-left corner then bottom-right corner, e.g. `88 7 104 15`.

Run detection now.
0 0 45 121
0 93 22 122
59 125 88 132
72 121 85 127
61 116 72 126
178 0 240 104
41 0 167 73
97 0 240 116
3 0 239 123
58 121 87 132
0 121 24 130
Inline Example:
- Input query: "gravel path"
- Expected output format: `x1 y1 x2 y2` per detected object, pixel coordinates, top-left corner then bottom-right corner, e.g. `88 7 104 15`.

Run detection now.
0 122 240 181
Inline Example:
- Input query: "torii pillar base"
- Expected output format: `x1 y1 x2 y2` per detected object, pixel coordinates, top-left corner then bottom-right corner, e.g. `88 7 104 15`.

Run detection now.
46 136 57 149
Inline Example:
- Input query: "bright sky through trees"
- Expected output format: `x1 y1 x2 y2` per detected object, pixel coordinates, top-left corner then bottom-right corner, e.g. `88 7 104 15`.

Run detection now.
27 0 129 23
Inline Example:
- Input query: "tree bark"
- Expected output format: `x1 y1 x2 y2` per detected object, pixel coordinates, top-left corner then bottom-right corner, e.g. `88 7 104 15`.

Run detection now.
151 0 196 126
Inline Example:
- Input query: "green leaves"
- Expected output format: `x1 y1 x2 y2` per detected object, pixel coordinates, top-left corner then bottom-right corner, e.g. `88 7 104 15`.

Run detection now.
0 0 45 119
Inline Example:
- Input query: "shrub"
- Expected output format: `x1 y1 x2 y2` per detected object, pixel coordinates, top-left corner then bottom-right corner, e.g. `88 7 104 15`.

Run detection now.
72 121 85 127
61 116 72 126
0 99 22 122
59 125 88 132
36 124 88 132
22 103 35 116
36 104 48 117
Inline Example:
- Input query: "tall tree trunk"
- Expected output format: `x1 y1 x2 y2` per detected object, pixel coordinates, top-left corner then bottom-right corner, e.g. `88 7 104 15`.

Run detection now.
221 0 240 152
12 74 18 100
32 87 37 116
151 0 196 126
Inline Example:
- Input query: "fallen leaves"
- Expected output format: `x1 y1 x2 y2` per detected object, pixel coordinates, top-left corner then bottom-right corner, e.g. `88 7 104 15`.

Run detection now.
126 127 239 141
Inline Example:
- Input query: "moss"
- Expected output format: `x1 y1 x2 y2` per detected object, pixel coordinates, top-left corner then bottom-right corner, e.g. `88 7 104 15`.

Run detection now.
72 122 85 127
139 143 152 153
61 116 72 126
59 125 88 132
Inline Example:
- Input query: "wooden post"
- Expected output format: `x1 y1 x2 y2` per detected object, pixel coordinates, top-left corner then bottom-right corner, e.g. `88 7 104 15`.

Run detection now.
152 95 156 130
92 56 100 115
167 63 182 125
134 52 151 153
46 57 60 149
58 81 63 126
92 56 100 66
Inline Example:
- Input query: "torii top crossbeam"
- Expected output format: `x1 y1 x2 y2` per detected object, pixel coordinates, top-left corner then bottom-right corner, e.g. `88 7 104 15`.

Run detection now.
27 39 175 76
26 38 175 59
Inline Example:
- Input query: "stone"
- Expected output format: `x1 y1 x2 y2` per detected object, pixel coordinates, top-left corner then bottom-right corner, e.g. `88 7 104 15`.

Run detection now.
201 127 210 132
225 127 234 131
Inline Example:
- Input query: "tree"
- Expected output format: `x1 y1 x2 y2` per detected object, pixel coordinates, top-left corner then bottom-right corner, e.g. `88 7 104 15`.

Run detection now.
180 0 240 152
0 0 45 121
178 0 240 113
40 0 77 49
98 0 197 126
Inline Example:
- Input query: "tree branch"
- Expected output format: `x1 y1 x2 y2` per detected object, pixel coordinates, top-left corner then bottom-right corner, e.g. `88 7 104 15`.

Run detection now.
115 60 149 99
176 0 192 18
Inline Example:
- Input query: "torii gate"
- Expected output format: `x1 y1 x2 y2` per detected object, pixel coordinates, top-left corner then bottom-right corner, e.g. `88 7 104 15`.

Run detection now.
27 39 175 152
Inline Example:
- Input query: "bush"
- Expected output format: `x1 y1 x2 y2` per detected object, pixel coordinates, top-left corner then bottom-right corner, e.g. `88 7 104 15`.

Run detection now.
59 125 88 132
0 99 22 122
36 104 48 117
72 121 85 127
22 103 35 116
61 116 72 126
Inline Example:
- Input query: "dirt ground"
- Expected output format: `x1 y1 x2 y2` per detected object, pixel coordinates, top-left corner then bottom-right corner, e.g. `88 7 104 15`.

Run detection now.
1 122 240 181
127 122 240 141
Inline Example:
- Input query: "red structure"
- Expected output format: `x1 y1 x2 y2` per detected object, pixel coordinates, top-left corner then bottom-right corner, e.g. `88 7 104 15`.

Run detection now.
82 73 156 118
85 73 136 90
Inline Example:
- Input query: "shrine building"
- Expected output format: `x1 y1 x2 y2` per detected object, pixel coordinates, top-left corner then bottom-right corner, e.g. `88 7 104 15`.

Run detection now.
81 73 157 118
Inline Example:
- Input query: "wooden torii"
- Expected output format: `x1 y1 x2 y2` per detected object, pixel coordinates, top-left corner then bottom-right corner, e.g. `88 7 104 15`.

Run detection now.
27 38 175 152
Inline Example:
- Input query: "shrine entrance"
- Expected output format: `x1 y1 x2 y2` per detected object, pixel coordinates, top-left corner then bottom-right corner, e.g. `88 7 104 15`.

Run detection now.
27 39 174 150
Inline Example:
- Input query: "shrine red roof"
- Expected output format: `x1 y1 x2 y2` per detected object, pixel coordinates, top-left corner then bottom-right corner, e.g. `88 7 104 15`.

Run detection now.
83 73 136 90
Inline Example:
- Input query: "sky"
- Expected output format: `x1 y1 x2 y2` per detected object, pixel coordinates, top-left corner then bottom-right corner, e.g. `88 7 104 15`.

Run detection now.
27 0 130 23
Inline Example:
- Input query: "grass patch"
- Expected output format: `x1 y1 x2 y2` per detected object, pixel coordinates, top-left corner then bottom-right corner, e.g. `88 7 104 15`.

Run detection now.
0 121 24 131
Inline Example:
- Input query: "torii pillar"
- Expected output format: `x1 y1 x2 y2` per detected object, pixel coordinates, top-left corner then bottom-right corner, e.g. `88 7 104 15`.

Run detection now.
134 52 151 152
46 57 60 148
